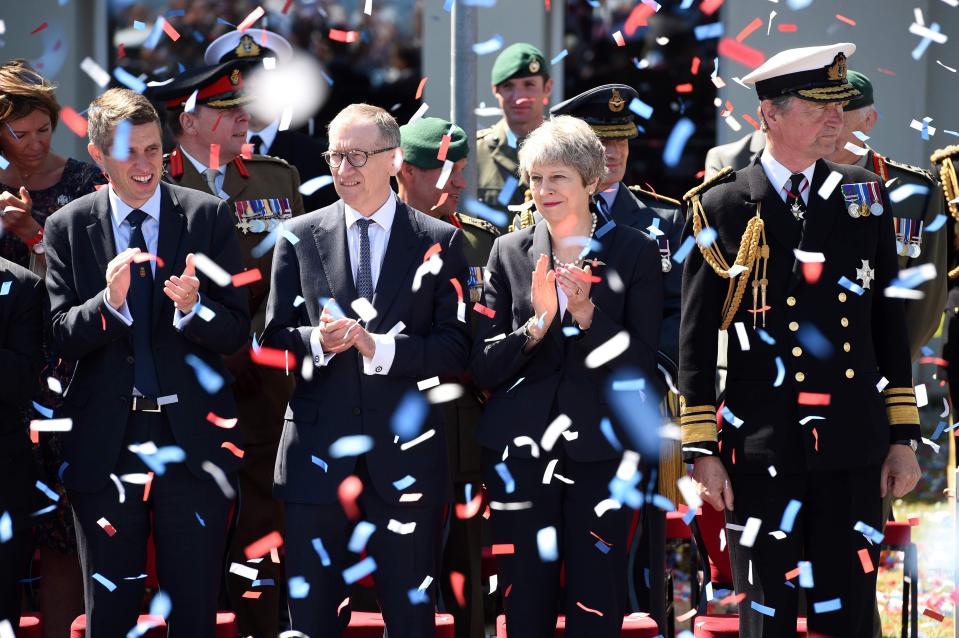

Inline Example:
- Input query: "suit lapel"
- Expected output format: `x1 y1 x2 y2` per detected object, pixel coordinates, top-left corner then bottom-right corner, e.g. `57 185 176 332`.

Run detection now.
221 160 249 202
313 201 357 312
611 183 652 232
153 184 185 327
175 148 208 192
368 201 422 334
528 222 564 350
85 187 116 276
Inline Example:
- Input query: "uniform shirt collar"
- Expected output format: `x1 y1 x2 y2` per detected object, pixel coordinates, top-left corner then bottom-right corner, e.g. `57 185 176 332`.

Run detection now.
760 149 815 196
108 182 161 226
344 193 397 231
599 182 620 208
179 145 227 174
248 119 280 153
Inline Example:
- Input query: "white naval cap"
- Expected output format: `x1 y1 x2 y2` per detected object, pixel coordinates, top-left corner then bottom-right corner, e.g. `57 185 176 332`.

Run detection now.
204 29 294 66
742 42 860 103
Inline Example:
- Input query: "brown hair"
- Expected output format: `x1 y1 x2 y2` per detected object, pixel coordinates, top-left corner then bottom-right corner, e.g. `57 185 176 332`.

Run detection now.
0 59 61 130
87 88 160 154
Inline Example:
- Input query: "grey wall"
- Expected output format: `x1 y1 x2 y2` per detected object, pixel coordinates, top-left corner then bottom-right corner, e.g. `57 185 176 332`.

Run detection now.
718 0 958 167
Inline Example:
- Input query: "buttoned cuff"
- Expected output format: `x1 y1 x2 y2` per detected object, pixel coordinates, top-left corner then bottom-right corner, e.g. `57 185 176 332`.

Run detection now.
103 291 133 326
363 333 395 375
309 326 336 367
173 292 201 331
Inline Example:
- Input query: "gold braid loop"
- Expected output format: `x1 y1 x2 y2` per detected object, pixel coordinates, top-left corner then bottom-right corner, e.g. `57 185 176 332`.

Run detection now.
931 145 959 279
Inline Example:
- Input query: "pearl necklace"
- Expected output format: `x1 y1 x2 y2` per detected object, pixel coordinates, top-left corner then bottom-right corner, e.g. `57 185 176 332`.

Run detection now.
552 212 598 269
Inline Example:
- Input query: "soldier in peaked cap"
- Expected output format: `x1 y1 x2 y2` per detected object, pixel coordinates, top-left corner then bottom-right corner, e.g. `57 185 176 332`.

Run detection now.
680 43 921 638
150 59 305 638
476 43 552 229
396 116 496 638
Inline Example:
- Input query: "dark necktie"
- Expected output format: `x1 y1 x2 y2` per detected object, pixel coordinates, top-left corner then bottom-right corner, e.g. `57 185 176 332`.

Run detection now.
595 194 613 223
355 218 374 300
785 173 807 221
250 134 265 155
126 209 161 397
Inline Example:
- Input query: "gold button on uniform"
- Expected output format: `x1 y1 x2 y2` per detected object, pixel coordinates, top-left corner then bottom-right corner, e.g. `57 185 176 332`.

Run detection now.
838 292 847 302
792 347 803 357
789 321 799 332
786 296 797 307
840 317 849 327
795 372 805 382
843 342 851 352
845 368 855 379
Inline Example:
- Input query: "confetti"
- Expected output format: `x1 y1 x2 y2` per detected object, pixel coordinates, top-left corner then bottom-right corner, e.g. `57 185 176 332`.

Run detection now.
797 392 830 406
858 548 874 573
81 57 110 88
835 14 856 26
735 17 763 42
740 517 762 547
30 418 73 432
629 97 654 119
541 414 572 452
889 183 930 203
0 513 9 543
694 23 724 40
300 175 334 195
161 19 180 41
779 499 801 533
585 331 630 368
798 560 814 588
288 576 310 599
113 67 147 93
750 601 775 617
221 441 245 458
813 598 842 613
30 22 48 34
343 556 377 585
348 521 376 553
817 170 843 200
312 537 332 566
717 38 765 68
473 35 504 55
550 49 568 65
663 118 695 167
237 7 265 32
391 392 428 439
576 601 604 617
232 268 262 288
330 435 374 459
537 526 559 562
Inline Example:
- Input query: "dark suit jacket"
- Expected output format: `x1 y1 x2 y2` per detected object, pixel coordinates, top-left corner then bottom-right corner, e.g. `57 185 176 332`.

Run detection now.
471 221 663 461
679 159 918 473
268 130 338 212
0 257 43 511
704 130 766 178
263 198 471 506
45 183 251 492
609 183 684 365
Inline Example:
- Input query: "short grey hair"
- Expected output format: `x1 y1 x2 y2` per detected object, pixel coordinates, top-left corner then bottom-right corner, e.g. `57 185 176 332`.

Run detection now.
759 95 794 132
327 103 400 149
518 115 607 187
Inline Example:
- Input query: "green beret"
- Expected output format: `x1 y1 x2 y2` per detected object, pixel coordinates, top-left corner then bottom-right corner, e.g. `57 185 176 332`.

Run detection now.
400 117 469 170
844 70 874 111
491 43 548 87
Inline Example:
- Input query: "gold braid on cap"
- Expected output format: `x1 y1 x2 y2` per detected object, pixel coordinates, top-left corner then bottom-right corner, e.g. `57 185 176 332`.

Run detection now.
684 167 769 330
930 145 959 279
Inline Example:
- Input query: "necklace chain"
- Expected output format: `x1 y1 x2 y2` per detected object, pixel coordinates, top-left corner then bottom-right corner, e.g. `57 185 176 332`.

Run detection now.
552 213 598 269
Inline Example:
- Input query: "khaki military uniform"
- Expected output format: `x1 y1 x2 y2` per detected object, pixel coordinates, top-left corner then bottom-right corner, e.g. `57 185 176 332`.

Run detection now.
476 119 528 230
165 147 304 638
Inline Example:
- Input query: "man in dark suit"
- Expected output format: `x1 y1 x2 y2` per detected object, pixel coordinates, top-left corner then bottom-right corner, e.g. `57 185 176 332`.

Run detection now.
44 88 249 636
704 129 766 178
0 256 43 632
680 44 921 637
263 103 470 637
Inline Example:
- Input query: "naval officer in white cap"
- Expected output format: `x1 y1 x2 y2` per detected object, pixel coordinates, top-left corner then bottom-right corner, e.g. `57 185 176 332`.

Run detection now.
678 43 922 637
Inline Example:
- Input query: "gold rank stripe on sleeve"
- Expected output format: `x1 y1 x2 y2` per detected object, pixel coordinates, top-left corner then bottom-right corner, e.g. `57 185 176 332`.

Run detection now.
680 404 719 444
882 387 921 426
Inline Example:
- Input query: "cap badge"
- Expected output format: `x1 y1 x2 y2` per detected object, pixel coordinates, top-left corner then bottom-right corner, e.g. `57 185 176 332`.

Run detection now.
825 52 847 82
233 34 262 59
230 69 241 85
608 88 626 113
528 58 541 74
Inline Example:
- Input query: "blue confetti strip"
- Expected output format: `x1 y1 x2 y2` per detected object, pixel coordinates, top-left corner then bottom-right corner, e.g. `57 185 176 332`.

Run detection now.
113 67 147 93
495 462 515 494
562 326 581 337
890 183 930 203
464 198 509 228
671 235 696 263
797 323 833 359
443 0 454 10
682 507 696 525
0 155 8 170
0 512 11 542
497 176 519 207
813 598 842 613
320 70 335 86
750 601 776 617
612 379 645 391
111 120 132 161
135 445 186 476
347 521 376 553
595 219 617 238
537 526 559 562
838 276 865 296
695 227 717 247
629 97 654 120
32 401 53 418
92 573 117 592
391 391 428 440
773 356 785 387
551 49 568 65
694 23 724 40
408 587 430 604
932 420 946 440
798 561 814 588
312 537 332 567
133 20 146 29
663 118 695 168
912 22 942 60
215 17 236 27
925 214 947 232
164 9 185 17
854 520 885 544
250 228 279 259
251 579 275 587
721 406 743 428
473 35 504 56
195 512 205 526
288 576 310 599
342 556 377 585
757 328 776 345
329 435 374 458
148 590 171 619
780 499 802 533
651 494 676 512
31 504 56 517
35 480 60 502
184 354 224 393
311 456 328 472
393 475 416 490
599 417 623 451
595 539 611 554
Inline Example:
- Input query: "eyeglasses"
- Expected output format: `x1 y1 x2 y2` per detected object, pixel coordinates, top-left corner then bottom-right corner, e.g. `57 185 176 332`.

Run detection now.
322 147 396 168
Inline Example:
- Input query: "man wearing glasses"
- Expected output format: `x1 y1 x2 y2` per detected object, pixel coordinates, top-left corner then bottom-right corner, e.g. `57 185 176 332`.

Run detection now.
263 103 471 637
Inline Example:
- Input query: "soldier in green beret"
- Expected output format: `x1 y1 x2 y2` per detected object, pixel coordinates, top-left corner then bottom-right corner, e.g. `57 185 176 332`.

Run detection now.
476 43 552 229
397 116 496 638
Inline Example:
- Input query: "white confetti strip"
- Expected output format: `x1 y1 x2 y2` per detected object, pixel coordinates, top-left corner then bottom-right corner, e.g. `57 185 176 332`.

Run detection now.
817 170 843 200
584 331 630 369
540 414 572 452
740 517 762 547
192 253 232 287
400 428 435 451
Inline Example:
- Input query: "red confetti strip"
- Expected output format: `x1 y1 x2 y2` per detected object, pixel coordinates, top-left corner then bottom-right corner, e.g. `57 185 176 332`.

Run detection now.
878 68 896 76
423 242 443 262
30 429 39 445
918 356 948 366
281 0 294 14
564 268 602 284
742 113 761 130
801 262 823 284
491 544 514 555
812 427 819 451
735 18 763 43
624 3 656 36
100 308 107 331
98 519 118 536
143 471 155 502
589 531 612 547
676 608 697 622
431 192 449 212
232 268 263 287
133 252 165 268
338 476 363 521
222 441 245 458
437 134 452 162
244 530 284 560
455 492 483 519
242 591 262 599
799 392 831 406
908 515 920 526
784 566 801 580
161 19 181 42
250 346 295 370
923 608 945 622
694 170 705 180
858 548 874 573
206 412 237 429
717 38 766 70
415 77 428 100
473 303 495 318
237 6 265 32
209 143 220 170
675 83 694 93
612 31 626 47
690 57 701 75
117 43 126 59
700 0 724 15
778 23 798 33
450 571 466 607
719 592 746 605
60 107 89 137
31 22 48 34
576 601 604 617
449 278 464 304
836 14 856 26
241 143 254 160
329 29 360 43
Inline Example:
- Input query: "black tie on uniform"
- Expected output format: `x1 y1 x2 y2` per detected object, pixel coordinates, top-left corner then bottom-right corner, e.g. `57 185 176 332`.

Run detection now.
250 134 265 156
126 209 161 397
786 173 807 221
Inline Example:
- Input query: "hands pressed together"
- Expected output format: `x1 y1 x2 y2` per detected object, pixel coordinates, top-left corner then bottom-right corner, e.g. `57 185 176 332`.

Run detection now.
528 253 595 344
319 298 375 358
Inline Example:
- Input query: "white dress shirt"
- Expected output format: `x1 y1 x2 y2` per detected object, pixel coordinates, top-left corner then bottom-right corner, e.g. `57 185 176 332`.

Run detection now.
248 119 280 155
179 146 229 199
310 195 398 375
760 149 815 206
599 182 620 210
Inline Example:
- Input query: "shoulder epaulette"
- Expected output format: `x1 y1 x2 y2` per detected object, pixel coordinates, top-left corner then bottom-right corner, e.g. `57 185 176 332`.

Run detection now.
883 157 935 182
246 153 293 167
683 166 735 202
931 145 959 165
627 185 681 207
476 127 494 140
456 213 501 236
164 148 183 179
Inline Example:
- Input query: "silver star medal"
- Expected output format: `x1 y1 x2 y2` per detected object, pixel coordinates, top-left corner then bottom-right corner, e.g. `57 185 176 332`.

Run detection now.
790 200 805 221
855 259 874 289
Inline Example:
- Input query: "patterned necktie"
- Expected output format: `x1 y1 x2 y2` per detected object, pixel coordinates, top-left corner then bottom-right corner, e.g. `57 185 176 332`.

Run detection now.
785 173 807 221
249 134 265 155
355 218 374 300
203 168 220 196
595 194 613 223
126 209 160 397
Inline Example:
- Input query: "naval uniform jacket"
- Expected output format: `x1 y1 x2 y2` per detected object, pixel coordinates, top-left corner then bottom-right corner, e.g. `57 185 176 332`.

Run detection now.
678 158 921 474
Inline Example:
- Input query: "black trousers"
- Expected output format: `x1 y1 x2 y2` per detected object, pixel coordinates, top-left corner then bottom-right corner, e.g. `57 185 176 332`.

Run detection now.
69 411 233 638
283 456 445 638
483 449 633 638
725 467 882 638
